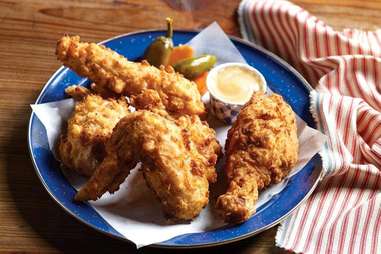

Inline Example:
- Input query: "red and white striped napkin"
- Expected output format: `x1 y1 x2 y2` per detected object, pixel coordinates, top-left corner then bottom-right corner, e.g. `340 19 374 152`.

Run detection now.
239 0 381 253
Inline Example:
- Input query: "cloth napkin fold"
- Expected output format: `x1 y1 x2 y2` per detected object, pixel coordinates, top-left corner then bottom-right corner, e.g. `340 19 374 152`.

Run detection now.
239 0 381 253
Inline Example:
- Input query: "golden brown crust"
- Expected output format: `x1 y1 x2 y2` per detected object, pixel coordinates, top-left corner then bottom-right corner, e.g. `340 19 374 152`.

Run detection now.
216 92 299 223
65 85 92 101
75 111 221 220
56 36 205 116
57 88 130 177
174 115 221 183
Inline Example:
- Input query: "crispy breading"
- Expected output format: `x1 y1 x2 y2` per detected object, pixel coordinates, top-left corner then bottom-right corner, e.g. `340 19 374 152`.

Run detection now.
65 85 91 101
216 92 298 223
57 86 130 176
174 115 220 183
75 110 220 220
56 36 205 116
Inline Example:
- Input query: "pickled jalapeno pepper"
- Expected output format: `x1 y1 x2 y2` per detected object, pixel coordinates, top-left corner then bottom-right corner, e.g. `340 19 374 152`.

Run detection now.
144 17 174 67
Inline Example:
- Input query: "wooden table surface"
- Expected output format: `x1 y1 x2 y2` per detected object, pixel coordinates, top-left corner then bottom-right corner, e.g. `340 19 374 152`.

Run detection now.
0 0 379 253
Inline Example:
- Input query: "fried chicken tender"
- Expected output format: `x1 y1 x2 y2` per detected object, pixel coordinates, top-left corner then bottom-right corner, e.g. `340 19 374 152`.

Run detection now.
216 92 298 223
56 36 205 116
57 85 130 176
74 110 220 220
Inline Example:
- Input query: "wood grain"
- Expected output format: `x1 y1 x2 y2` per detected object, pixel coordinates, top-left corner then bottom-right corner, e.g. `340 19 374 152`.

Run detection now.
0 0 379 253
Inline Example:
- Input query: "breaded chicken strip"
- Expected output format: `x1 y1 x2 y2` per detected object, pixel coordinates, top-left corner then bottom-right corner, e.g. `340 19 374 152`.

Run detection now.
57 85 130 176
56 36 205 116
75 110 220 220
216 92 298 223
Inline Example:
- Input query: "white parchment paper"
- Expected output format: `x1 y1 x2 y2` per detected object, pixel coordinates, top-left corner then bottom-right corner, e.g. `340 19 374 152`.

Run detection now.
31 22 327 248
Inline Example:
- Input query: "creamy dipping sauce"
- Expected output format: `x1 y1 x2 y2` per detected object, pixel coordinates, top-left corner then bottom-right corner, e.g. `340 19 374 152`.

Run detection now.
207 64 266 105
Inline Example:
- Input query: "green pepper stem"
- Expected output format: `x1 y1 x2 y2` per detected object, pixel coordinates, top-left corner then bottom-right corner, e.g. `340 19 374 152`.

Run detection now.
166 17 173 38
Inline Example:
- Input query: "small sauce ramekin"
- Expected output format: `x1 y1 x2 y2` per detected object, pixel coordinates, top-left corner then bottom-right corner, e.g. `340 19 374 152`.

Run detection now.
207 63 267 124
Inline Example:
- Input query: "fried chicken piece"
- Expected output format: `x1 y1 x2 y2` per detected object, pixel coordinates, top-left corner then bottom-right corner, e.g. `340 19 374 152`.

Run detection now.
75 110 220 220
174 115 220 183
56 36 205 116
57 86 130 177
216 92 298 223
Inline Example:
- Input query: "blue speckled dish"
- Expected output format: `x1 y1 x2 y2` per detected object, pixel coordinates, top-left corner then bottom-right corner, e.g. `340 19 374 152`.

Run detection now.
28 30 322 248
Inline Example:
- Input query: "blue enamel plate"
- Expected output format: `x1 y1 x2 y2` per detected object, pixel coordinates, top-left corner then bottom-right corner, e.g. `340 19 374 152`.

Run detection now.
28 30 322 248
